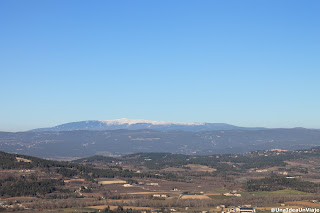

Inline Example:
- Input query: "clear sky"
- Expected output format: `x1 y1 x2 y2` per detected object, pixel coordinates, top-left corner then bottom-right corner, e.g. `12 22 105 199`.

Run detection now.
1 0 319 131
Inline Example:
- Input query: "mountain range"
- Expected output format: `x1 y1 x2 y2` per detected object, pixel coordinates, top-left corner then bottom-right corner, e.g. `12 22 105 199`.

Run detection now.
0 119 319 159
1 128 320 159
30 118 264 132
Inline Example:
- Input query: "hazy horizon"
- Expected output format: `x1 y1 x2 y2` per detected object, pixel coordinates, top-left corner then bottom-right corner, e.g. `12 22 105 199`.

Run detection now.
1 118 318 132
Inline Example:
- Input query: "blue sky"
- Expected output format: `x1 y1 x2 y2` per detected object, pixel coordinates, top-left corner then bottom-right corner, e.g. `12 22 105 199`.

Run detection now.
1 1 319 131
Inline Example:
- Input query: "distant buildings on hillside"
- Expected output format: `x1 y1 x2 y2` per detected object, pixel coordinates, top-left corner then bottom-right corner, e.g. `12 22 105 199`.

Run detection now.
227 207 256 213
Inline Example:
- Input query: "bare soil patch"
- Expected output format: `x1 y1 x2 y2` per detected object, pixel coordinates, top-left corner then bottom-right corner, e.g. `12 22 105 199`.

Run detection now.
186 164 216 172
64 178 85 183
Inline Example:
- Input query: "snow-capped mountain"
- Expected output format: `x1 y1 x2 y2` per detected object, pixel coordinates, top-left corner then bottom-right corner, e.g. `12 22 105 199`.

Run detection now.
30 118 264 132
99 118 203 126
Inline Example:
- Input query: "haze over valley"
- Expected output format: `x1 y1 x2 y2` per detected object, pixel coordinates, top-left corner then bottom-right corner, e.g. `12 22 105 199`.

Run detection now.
0 118 319 159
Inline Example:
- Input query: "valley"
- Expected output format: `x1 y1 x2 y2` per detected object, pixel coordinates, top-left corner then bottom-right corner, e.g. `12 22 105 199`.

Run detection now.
1 128 320 158
1 147 320 212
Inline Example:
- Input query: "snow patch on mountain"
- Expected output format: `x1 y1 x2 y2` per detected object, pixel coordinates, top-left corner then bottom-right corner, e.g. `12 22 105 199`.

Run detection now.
98 118 204 126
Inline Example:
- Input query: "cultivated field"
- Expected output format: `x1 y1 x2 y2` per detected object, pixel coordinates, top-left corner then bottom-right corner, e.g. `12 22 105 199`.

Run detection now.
64 178 85 183
186 164 217 172
97 178 127 185
181 195 211 199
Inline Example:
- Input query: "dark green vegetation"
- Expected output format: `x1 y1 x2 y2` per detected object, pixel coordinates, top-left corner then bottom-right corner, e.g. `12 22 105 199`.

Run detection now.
246 175 320 193
73 155 117 163
0 151 156 180
0 176 63 196
102 206 140 213
0 152 180 199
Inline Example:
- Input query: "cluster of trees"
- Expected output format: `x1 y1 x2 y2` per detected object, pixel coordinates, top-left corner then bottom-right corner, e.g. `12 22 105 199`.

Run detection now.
79 185 92 193
123 152 292 174
0 176 63 196
103 206 140 213
22 199 105 210
0 151 157 182
74 155 117 163
0 151 74 170
246 175 319 193
55 165 157 180
121 147 320 176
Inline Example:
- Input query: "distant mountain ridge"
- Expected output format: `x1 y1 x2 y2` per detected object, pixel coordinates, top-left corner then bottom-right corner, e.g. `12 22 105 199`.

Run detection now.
30 118 265 132
2 128 320 158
